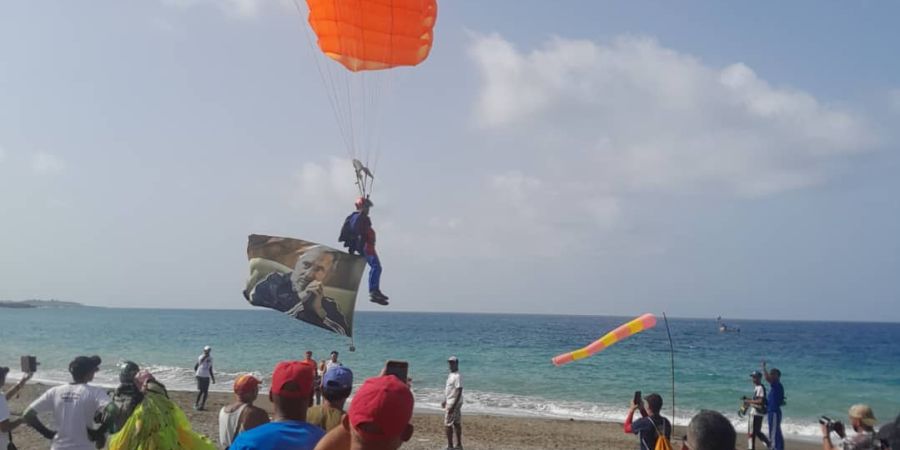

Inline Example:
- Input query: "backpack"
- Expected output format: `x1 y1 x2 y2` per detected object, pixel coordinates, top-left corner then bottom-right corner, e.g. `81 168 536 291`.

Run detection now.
651 418 673 450
338 212 363 254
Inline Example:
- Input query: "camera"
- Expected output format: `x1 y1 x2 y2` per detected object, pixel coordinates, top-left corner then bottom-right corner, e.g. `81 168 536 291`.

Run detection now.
819 416 844 434
20 355 38 373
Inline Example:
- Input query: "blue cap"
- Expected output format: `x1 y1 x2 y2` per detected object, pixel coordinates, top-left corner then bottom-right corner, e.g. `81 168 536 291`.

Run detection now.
323 366 353 391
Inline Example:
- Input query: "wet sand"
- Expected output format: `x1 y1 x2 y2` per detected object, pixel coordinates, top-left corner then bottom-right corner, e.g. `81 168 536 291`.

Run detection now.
3 383 819 449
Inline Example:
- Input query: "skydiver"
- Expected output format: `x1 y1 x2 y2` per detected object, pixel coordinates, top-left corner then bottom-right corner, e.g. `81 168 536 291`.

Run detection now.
339 197 389 305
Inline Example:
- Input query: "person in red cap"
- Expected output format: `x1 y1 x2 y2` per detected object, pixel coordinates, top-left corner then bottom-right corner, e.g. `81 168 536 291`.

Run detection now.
230 361 325 450
218 374 269 448
313 375 414 450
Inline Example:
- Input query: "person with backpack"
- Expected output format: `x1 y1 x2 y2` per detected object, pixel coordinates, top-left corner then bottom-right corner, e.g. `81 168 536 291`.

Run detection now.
742 371 771 450
624 392 673 450
99 361 144 435
338 197 389 305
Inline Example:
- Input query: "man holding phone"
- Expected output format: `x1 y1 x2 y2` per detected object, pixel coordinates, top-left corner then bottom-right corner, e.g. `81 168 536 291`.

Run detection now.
624 392 672 450
1 365 33 449
442 356 463 450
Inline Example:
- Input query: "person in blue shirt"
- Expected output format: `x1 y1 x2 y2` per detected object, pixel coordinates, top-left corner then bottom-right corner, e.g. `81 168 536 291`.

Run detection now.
762 360 785 450
624 393 672 450
230 360 324 450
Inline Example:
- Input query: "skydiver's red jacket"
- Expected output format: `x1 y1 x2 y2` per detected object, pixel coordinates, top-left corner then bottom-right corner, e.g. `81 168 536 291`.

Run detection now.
357 213 376 256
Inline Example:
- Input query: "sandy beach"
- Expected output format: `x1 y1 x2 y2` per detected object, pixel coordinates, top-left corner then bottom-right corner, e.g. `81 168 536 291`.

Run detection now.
3 382 820 450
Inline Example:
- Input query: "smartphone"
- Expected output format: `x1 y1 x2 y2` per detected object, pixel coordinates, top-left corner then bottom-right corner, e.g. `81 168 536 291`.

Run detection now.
384 360 409 382
633 390 642 406
20 355 37 373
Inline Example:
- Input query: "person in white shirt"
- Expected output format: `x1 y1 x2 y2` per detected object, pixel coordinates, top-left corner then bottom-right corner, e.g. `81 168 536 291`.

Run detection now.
324 351 341 373
24 355 111 450
743 371 771 450
194 345 216 410
0 366 33 449
441 356 463 450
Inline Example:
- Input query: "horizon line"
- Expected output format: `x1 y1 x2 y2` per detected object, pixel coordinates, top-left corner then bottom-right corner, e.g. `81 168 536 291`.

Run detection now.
17 303 900 325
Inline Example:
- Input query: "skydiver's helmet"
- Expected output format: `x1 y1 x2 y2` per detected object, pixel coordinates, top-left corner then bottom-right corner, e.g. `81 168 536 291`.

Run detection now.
355 197 373 210
118 361 140 384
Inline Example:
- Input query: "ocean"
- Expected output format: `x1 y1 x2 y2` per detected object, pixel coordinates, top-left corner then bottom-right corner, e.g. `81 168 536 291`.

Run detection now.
1 308 898 440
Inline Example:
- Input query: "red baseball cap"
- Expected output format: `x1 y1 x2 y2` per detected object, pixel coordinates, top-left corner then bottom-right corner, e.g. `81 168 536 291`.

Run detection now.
270 361 315 399
233 374 261 396
348 375 414 441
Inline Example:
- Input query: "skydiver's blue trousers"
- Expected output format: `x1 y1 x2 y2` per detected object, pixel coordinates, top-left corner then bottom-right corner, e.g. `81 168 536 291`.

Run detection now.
365 252 382 293
767 410 783 450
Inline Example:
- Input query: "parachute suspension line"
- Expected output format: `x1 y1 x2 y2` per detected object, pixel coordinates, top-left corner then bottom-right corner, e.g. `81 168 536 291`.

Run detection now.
334 0 359 160
370 67 394 194
293 0 354 160
367 1 395 199
304 0 436 200
362 73 379 198
337 0 371 197
343 49 357 160
295 0 378 200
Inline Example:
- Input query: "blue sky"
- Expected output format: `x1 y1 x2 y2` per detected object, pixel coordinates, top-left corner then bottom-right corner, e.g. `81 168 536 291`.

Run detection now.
1 1 898 321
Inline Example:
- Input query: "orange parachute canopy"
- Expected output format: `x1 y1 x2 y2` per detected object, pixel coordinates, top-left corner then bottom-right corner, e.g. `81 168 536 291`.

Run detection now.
307 0 438 72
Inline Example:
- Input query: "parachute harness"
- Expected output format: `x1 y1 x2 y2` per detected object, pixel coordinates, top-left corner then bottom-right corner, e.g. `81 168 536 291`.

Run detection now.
353 158 375 198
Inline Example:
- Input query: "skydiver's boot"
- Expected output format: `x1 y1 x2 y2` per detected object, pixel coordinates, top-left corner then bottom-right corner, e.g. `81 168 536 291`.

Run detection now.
370 290 389 305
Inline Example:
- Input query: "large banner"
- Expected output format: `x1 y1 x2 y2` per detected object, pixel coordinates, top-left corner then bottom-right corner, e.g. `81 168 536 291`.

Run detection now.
244 234 366 337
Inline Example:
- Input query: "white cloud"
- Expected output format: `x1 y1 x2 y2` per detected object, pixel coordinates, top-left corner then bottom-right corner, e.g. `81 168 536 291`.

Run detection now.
31 152 65 175
392 33 878 261
161 0 267 18
469 33 875 199
290 157 361 215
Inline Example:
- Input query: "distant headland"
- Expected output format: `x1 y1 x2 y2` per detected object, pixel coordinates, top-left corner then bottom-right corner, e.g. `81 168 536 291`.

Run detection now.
0 299 85 309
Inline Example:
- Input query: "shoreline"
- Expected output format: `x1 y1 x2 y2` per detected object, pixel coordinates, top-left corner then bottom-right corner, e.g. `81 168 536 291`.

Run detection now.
4 382 820 450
